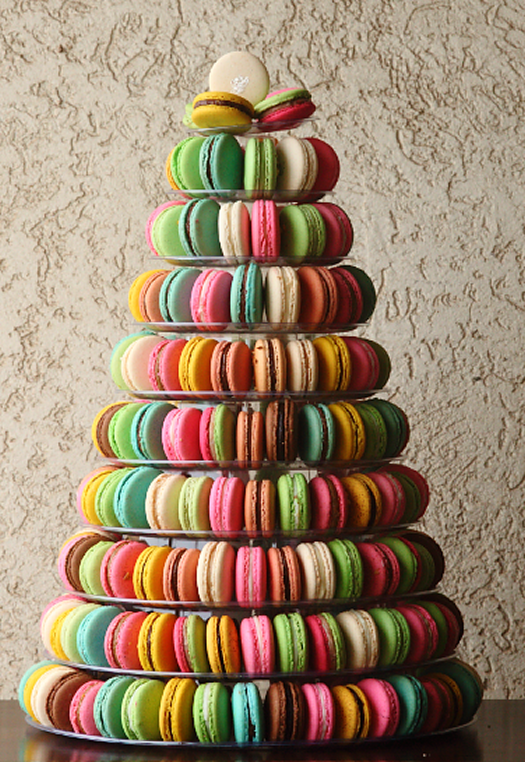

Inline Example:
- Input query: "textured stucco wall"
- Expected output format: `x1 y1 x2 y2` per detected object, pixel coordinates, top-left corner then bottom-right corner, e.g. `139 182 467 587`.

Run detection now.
1 0 524 699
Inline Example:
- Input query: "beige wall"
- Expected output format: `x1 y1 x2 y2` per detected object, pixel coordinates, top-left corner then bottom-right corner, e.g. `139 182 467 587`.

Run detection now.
1 0 524 698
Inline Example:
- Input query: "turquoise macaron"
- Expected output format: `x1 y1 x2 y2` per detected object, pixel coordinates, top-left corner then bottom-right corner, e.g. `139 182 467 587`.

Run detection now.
131 401 174 461
93 675 136 738
232 682 264 743
230 261 264 325
179 199 221 258
276 473 310 532
113 466 160 529
159 267 201 322
386 674 428 736
298 403 335 464
199 133 244 193
76 605 121 667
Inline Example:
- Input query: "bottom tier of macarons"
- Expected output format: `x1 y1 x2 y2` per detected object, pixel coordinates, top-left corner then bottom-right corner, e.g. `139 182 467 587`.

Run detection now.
19 659 482 744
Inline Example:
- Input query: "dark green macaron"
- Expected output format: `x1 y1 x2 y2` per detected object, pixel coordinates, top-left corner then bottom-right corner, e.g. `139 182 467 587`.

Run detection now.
354 402 388 460
368 399 409 458
368 607 411 667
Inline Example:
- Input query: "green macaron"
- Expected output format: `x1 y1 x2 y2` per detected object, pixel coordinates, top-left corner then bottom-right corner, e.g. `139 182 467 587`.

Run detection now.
199 133 244 193
369 607 411 667
276 473 310 532
279 204 326 261
121 678 164 740
113 466 159 529
328 538 364 598
273 612 308 672
193 682 232 743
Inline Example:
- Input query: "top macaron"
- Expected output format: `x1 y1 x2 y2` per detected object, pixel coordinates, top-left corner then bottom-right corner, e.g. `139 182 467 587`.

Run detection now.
186 51 316 132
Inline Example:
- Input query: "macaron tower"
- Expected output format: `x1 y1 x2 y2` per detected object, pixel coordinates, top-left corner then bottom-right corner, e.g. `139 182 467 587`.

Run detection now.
19 51 483 747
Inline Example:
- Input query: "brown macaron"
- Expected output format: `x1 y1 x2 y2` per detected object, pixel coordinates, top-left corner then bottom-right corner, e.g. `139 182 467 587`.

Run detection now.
265 400 298 462
297 266 339 326
236 410 264 468
264 680 306 741
253 338 287 394
244 479 276 538
267 546 302 601
210 340 253 397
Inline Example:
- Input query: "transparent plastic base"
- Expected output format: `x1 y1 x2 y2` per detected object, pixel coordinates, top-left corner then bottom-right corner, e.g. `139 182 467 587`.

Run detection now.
25 715 475 748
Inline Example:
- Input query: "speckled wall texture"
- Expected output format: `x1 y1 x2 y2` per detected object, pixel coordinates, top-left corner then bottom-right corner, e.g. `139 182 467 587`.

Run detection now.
1 0 524 699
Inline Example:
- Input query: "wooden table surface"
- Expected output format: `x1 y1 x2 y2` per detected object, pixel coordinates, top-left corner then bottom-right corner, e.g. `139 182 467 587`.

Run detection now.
2 700 524 762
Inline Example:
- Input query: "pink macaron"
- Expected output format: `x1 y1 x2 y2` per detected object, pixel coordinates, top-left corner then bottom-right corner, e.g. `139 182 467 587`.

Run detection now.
302 682 335 740
331 267 363 324
239 615 275 674
367 471 406 526
162 407 203 462
69 679 104 736
251 200 280 262
100 539 148 599
104 610 148 670
343 337 380 391
358 677 400 738
208 476 245 538
190 268 232 329
357 541 400 597
309 474 348 530
396 603 439 664
148 338 187 392
235 546 267 604
312 202 353 260
304 138 340 201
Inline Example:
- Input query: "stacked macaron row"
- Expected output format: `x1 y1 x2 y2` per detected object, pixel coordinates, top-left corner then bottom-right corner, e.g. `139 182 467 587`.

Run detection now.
112 333 390 396
77 466 428 533
56 529 443 605
164 134 338 203
91 399 409 467
19 658 483 742
41 595 462 676
128 263 376 329
149 198 352 263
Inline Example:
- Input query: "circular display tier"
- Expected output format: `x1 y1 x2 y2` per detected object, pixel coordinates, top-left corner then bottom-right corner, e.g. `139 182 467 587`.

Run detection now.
108 457 401 472
142 320 365 334
25 716 476 747
151 253 347 267
82 524 414 541
77 589 439 613
125 388 384 403
169 188 331 203
48 653 455 682
186 117 318 136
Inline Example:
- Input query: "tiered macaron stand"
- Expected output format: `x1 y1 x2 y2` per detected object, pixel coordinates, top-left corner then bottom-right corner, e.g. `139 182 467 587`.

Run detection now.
23 118 478 748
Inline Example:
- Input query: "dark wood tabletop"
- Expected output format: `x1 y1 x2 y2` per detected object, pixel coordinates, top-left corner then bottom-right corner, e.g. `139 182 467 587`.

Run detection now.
2 699 524 762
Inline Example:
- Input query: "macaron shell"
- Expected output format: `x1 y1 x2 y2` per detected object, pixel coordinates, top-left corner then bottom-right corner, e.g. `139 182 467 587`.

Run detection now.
358 677 400 738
